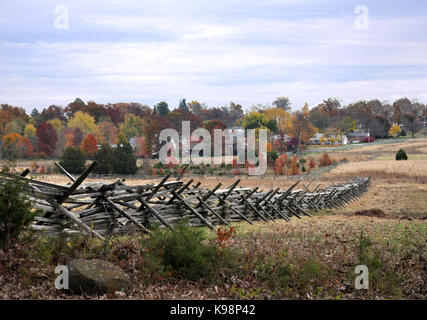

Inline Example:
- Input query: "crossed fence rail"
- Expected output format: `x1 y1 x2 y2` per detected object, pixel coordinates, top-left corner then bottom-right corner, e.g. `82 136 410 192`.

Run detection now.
0 162 371 239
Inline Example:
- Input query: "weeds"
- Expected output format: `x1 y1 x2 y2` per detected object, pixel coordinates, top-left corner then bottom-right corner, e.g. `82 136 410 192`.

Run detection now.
139 221 238 281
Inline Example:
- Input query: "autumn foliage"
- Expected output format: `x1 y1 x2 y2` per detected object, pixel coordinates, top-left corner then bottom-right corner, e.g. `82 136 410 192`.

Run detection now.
319 153 333 167
36 122 58 157
80 134 98 157
2 133 33 158
216 226 236 248
290 156 299 175
309 158 315 170
274 158 283 174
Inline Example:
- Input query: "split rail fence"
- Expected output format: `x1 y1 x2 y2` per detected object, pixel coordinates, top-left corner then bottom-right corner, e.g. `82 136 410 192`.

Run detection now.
0 162 371 239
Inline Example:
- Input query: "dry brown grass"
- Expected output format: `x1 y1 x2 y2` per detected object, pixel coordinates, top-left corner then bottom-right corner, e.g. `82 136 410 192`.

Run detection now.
340 139 427 156
324 159 427 182
325 181 427 219
306 152 370 163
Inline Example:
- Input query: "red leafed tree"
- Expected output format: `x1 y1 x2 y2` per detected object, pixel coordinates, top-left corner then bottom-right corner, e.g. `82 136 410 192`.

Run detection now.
105 104 124 125
16 136 34 157
81 134 98 157
36 122 58 157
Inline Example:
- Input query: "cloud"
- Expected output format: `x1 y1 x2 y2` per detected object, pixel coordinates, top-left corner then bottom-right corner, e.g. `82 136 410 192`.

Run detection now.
0 0 426 111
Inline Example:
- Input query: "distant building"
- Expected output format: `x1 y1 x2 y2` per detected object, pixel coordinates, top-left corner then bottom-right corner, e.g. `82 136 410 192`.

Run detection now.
309 133 324 144
309 132 347 145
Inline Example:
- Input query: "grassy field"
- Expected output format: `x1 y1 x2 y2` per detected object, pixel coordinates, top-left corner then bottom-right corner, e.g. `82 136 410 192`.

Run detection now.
0 138 426 300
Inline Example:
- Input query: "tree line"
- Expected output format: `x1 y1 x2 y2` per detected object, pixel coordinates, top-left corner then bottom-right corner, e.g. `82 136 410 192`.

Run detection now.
0 96 425 161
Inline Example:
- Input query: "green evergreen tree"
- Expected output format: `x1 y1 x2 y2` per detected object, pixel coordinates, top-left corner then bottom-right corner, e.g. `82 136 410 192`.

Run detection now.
178 99 189 112
0 171 36 251
94 143 114 174
155 101 170 117
59 146 86 174
395 149 408 161
111 143 138 174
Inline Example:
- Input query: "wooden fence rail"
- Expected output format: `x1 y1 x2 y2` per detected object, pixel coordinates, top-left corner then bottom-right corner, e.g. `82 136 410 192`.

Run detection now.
0 162 371 239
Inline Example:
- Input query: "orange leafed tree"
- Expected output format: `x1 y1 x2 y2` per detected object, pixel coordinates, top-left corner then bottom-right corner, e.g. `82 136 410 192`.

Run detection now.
280 153 290 166
81 134 98 157
65 133 75 147
308 158 315 170
2 132 33 158
96 121 119 145
274 157 283 174
319 153 332 167
290 156 299 175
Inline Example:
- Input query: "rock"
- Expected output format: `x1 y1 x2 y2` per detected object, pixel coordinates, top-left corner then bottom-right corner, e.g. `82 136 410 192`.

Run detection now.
66 259 130 295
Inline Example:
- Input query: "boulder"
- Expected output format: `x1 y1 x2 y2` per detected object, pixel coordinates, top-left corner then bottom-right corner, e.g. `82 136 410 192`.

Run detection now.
66 259 130 295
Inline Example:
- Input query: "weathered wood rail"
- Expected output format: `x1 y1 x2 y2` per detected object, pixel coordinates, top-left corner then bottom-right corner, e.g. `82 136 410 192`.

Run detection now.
0 162 371 239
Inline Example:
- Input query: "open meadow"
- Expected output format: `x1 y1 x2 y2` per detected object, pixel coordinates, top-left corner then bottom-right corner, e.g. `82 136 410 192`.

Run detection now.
1 138 426 300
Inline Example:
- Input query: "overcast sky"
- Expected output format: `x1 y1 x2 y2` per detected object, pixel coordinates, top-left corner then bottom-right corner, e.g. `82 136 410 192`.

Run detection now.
1 0 426 112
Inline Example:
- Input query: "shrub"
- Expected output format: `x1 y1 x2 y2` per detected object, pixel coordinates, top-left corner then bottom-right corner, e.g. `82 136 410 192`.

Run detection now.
257 258 293 289
0 176 36 251
153 162 164 169
308 158 315 170
396 149 408 160
59 146 86 174
140 222 237 281
319 153 333 167
111 143 138 174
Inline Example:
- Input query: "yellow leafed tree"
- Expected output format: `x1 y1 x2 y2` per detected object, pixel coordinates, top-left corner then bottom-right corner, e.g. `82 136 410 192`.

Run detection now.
68 111 96 135
389 123 401 137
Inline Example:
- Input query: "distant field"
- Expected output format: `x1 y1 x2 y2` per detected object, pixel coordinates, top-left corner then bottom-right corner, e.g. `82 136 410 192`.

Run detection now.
325 160 427 182
375 154 427 160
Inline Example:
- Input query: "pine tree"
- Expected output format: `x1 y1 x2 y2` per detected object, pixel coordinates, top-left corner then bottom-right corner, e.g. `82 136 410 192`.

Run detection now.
94 143 114 174
59 146 86 174
396 149 408 161
111 143 138 174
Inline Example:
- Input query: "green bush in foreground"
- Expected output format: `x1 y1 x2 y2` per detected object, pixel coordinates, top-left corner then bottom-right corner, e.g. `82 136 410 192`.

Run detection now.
140 222 237 281
396 149 408 160
0 178 36 251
